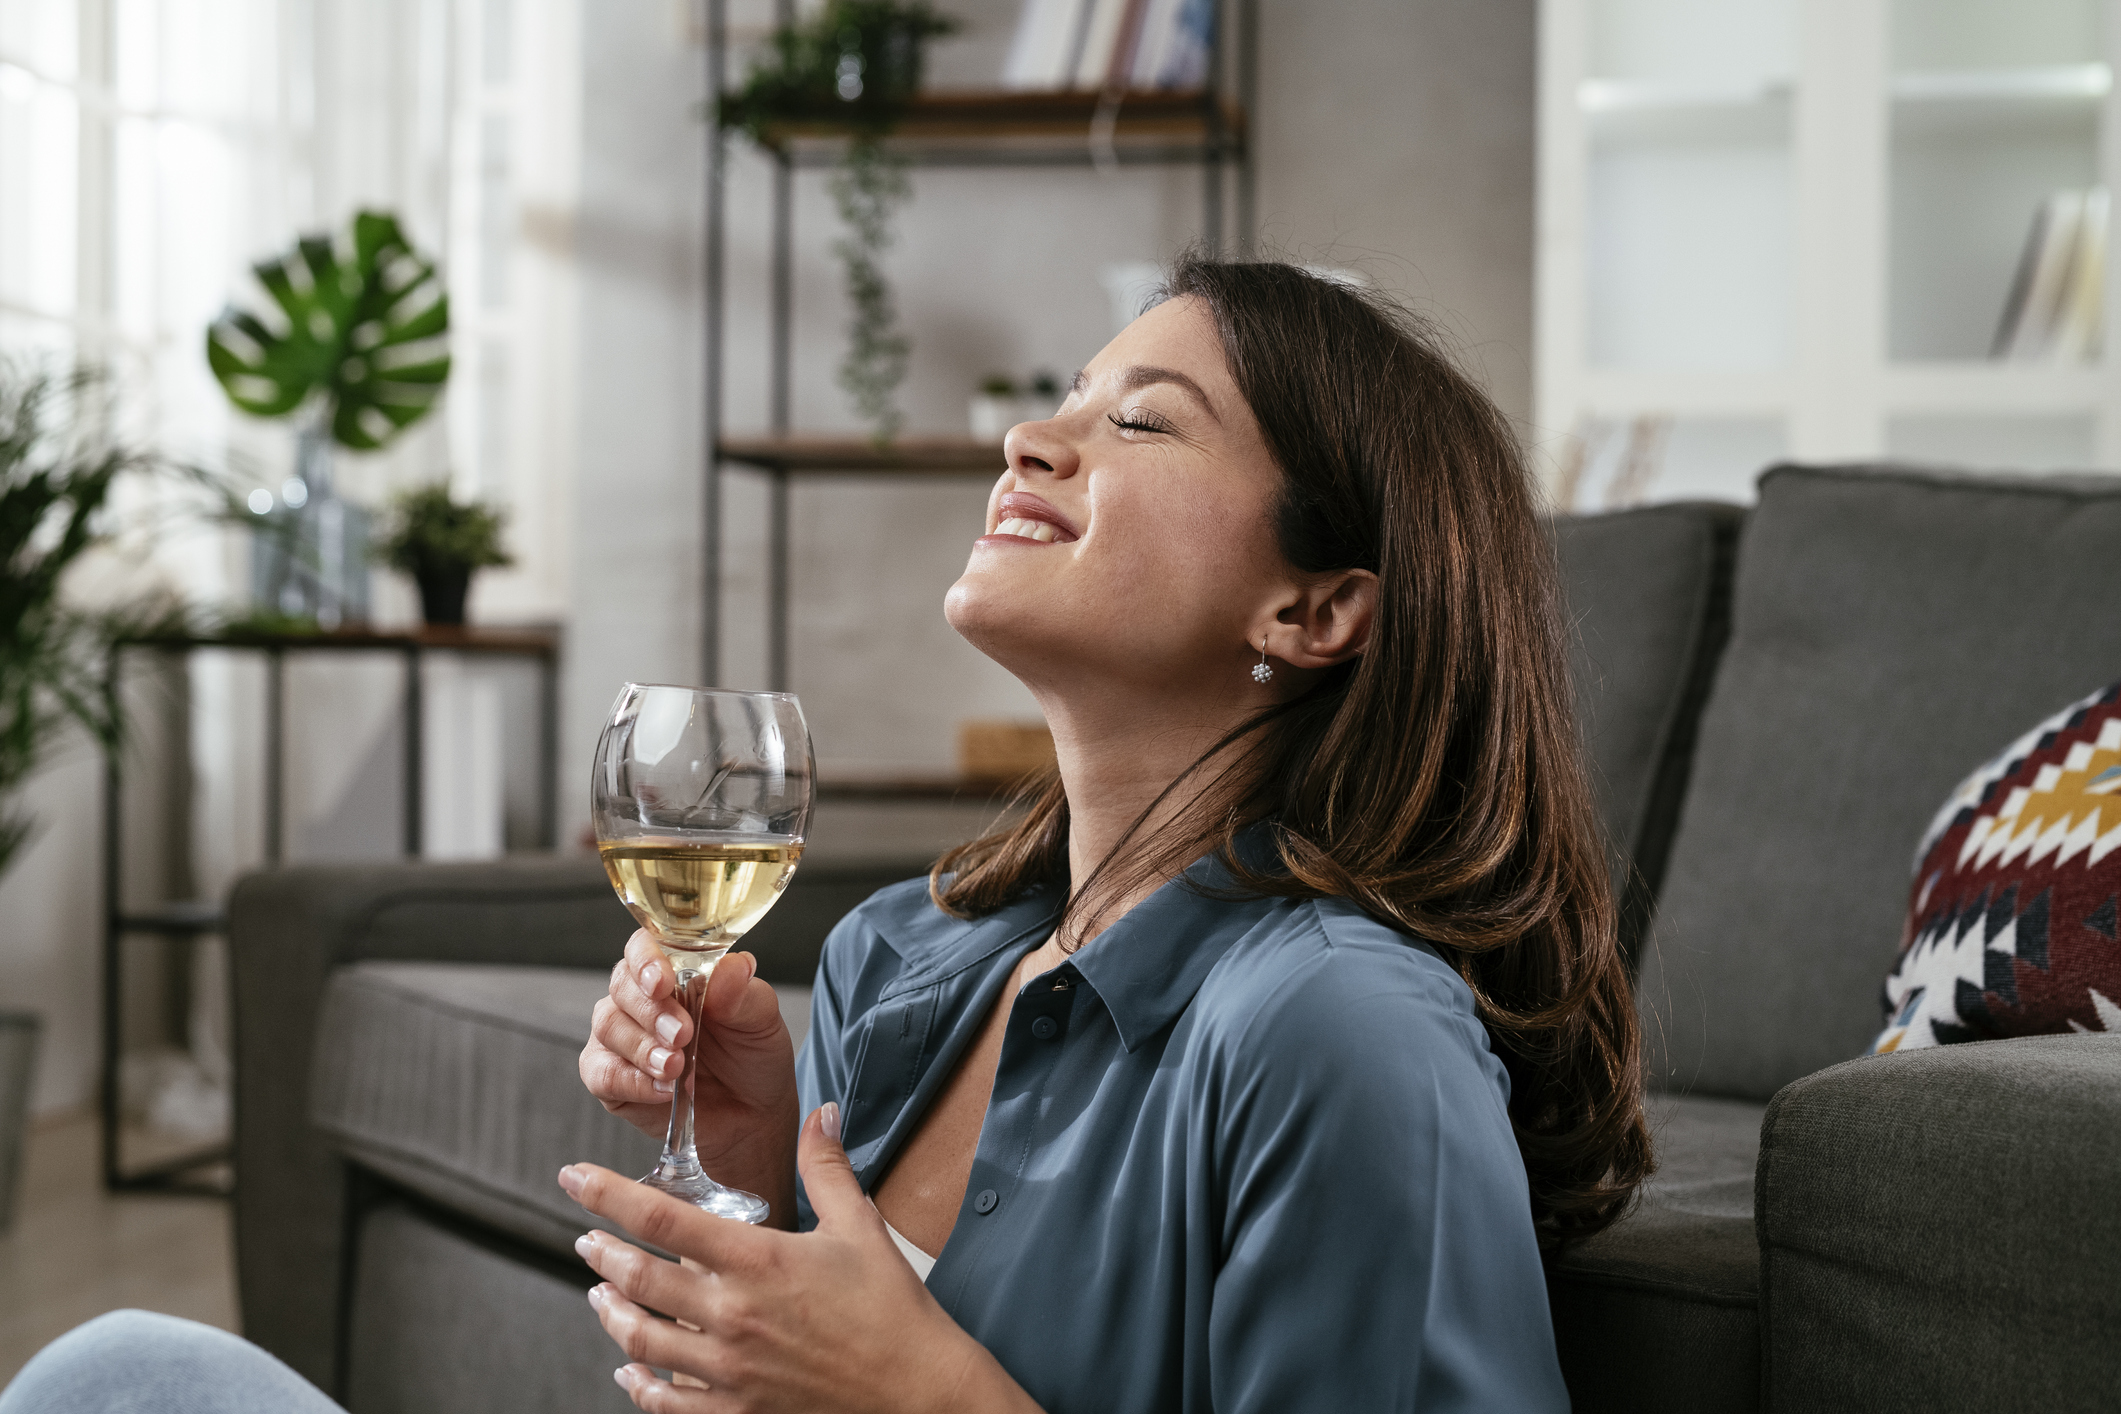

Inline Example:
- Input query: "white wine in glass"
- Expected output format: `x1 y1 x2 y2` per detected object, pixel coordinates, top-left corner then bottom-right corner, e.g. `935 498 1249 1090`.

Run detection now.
592 683 814 1223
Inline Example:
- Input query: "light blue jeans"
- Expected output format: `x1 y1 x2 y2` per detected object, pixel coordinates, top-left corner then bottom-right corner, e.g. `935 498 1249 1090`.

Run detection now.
0 1311 344 1414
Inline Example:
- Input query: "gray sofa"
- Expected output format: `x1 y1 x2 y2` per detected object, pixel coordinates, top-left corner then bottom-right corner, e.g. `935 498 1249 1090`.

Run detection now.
228 464 2121 1413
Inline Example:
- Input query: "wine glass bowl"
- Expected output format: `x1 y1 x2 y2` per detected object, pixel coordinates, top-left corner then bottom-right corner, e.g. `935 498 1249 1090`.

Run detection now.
592 683 814 1222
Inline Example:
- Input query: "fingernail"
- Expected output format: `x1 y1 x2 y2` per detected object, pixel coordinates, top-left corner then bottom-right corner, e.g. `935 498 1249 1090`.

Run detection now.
639 964 660 993
613 1366 638 1392
586 1282 606 1310
654 1012 682 1045
557 1165 585 1197
819 1100 841 1141
574 1232 596 1260
648 1046 675 1074
653 1078 674 1094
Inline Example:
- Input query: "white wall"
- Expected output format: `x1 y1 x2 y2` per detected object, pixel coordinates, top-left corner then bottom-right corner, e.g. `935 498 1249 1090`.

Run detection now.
0 752 102 1115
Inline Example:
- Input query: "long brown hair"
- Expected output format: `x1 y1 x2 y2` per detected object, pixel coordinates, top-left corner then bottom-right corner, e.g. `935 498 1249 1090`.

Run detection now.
932 255 1651 1246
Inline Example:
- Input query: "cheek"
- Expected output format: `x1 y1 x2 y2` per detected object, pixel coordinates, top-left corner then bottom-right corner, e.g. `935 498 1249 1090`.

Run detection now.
1096 494 1279 609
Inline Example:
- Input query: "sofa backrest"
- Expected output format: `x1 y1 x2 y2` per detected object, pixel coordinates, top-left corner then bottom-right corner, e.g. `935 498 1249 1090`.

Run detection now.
1554 502 1743 965
1639 464 2121 1102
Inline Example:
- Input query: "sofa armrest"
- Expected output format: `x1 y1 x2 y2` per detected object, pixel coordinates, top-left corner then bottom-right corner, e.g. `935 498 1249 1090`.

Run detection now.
1756 1034 2121 1414
226 853 923 1393
227 855 628 1391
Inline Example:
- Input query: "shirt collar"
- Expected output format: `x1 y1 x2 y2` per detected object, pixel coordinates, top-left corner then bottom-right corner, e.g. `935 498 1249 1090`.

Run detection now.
868 821 1286 1048
870 882 1062 1000
1068 824 1286 1052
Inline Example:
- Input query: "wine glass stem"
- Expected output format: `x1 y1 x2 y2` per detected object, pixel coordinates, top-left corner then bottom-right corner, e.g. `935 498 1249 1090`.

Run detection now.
657 962 713 1181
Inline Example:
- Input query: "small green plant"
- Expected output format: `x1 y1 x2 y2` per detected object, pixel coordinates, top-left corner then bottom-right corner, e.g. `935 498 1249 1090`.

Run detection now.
718 1 958 142
205 210 450 450
979 373 1018 397
0 364 160 879
376 484 513 577
375 483 512 626
718 2 959 444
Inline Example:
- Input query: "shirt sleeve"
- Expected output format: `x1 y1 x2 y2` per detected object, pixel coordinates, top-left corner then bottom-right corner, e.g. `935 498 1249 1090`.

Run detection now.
1204 929 1571 1414
791 908 877 1232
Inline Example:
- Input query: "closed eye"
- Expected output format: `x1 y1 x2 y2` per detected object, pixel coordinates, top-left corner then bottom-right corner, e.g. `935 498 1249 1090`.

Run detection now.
1108 408 1174 434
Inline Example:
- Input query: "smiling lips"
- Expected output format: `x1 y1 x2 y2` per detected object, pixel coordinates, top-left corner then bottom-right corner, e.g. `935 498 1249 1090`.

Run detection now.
986 492 1078 544
995 516 1065 543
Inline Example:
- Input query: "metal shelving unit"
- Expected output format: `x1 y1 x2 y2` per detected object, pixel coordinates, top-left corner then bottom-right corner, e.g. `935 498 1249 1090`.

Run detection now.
699 1 1258 781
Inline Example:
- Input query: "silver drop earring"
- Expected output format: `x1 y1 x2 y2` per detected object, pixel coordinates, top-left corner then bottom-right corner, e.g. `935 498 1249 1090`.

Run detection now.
1252 640 1274 684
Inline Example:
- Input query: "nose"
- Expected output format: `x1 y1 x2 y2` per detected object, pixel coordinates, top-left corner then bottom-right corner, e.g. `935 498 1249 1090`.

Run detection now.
1002 414 1080 482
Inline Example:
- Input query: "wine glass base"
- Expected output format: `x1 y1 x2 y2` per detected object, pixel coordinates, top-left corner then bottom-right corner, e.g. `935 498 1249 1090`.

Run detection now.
640 1170 771 1224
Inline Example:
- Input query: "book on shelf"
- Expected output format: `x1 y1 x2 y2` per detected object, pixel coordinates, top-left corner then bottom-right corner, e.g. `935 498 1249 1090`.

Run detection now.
1002 0 1214 92
1991 187 2108 363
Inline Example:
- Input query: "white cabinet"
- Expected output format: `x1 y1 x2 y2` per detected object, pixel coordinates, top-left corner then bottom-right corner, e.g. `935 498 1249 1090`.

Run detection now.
1538 0 2121 506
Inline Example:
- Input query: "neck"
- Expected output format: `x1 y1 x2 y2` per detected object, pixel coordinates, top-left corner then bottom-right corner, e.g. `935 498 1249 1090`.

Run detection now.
1032 683 1271 945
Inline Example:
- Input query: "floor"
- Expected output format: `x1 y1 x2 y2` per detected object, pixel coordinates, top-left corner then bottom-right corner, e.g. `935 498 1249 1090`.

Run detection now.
0 1112 238 1386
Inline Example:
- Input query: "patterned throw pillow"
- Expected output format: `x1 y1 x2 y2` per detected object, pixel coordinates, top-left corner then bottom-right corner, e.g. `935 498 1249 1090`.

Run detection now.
1873 681 2121 1053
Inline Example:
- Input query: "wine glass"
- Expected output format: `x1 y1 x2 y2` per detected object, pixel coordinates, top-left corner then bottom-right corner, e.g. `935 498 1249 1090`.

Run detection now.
591 682 814 1222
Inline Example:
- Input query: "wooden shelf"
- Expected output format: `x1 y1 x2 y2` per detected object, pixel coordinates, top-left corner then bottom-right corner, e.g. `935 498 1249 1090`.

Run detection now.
819 772 1035 803
116 623 562 656
756 88 1244 162
718 435 1006 475
114 902 227 936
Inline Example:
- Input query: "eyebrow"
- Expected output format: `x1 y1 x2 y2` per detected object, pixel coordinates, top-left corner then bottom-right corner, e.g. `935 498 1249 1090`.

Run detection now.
1070 365 1223 424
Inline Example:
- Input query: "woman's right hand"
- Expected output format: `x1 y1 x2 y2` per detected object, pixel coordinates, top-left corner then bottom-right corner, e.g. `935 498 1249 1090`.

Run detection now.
580 931 802 1226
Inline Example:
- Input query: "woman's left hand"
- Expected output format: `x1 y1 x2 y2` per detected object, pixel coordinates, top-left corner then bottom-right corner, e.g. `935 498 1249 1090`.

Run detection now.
561 1103 1041 1414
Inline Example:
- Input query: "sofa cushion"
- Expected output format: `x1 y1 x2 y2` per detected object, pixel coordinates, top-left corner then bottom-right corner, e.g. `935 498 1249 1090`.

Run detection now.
1637 465 2121 1101
1548 1093 1764 1413
1555 503 1742 964
1756 1034 2121 1412
311 961 814 1261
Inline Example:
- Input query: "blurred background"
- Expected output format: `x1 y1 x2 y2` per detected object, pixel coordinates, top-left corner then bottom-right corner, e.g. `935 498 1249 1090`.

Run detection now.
0 0 2113 1278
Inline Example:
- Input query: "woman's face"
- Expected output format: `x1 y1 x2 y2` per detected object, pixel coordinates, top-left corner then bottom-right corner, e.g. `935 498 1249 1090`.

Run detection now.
946 295 1297 700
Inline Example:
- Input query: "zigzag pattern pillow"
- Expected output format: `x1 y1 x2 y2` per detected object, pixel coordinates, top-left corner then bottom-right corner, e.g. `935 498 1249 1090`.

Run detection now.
1873 680 2121 1052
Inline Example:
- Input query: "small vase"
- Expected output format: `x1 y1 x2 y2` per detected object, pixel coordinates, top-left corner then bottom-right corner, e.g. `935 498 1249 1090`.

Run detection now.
415 565 473 626
249 424 372 628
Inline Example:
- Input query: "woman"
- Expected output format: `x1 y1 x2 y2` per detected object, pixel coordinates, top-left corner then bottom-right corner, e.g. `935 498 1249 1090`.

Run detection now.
567 257 1649 1411
0 259 1646 1413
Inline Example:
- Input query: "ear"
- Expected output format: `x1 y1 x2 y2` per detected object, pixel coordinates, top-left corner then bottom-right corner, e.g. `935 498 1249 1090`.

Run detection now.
1260 569 1377 670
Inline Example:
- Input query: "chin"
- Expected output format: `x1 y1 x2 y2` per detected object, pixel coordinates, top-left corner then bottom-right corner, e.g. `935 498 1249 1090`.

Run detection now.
944 575 1005 654
945 574 1066 684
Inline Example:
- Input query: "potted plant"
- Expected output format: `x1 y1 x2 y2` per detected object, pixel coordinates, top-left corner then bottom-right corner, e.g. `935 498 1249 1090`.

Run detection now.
205 210 450 628
719 1 959 444
375 483 513 626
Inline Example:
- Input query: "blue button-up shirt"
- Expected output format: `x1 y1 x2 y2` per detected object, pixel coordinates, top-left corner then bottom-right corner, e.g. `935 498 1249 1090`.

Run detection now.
795 845 1569 1413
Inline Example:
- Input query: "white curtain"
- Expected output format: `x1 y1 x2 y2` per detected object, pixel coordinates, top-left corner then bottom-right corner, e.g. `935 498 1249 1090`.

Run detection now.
0 0 580 1114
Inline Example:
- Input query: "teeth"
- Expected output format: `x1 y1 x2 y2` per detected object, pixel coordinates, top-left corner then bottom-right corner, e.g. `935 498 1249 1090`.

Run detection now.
996 517 1061 542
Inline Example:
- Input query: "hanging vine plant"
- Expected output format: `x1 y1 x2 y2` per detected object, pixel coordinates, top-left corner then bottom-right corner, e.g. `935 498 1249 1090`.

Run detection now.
719 0 958 444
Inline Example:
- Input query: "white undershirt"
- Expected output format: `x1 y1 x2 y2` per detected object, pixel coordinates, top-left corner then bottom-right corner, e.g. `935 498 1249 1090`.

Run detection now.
884 1218 937 1283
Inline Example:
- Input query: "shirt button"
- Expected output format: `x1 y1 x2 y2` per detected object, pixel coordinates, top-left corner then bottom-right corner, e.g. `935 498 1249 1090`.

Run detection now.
1030 1015 1059 1041
973 1189 999 1215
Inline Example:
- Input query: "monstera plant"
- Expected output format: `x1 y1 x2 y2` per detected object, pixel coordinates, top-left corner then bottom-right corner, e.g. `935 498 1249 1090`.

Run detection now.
207 210 450 448
205 211 450 625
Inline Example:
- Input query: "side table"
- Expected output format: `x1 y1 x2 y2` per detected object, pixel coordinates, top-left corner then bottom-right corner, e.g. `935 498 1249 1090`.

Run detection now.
100 624 561 1192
